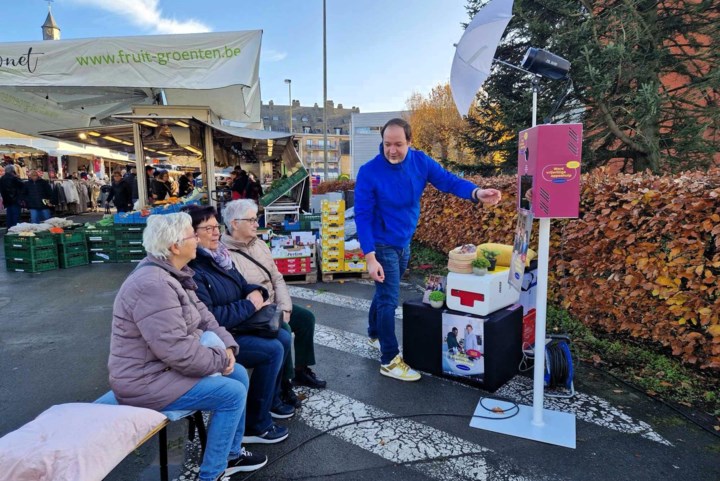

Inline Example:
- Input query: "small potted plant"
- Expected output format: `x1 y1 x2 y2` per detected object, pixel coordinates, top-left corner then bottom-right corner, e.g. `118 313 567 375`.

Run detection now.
481 249 500 271
428 291 446 308
472 257 490 276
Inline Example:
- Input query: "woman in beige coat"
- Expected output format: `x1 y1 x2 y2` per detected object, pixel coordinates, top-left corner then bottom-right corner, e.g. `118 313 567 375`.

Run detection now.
221 200 327 407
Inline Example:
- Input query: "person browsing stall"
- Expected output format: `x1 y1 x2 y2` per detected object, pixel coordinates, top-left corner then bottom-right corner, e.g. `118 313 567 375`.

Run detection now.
222 200 327 396
108 213 267 481
23 170 53 224
185 205 295 445
354 118 502 382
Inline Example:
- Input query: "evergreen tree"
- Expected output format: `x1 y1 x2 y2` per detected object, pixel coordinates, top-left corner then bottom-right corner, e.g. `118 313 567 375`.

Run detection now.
462 0 719 173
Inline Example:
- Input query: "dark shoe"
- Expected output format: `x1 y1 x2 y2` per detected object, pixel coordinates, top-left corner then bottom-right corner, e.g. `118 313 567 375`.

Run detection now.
225 447 268 474
242 423 289 444
293 367 327 389
281 379 302 408
270 402 295 419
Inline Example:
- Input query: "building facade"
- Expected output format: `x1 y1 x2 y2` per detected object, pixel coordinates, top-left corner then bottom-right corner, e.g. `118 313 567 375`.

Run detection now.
350 111 407 179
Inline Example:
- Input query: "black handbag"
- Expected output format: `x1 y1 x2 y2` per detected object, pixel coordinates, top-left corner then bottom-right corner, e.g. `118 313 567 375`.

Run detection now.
230 303 281 338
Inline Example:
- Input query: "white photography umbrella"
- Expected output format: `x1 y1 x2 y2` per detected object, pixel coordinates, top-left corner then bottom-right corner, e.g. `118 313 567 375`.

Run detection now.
450 0 514 116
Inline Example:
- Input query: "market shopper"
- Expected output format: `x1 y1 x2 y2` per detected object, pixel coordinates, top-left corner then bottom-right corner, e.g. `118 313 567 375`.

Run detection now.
0 165 25 228
222 200 327 398
105 171 132 213
185 204 294 445
355 118 502 382
152 170 174 201
245 173 263 203
178 171 194 197
23 170 53 224
108 212 267 480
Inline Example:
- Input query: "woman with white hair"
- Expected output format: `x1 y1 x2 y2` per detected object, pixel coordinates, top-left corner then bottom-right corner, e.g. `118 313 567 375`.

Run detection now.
222 200 326 401
108 212 267 481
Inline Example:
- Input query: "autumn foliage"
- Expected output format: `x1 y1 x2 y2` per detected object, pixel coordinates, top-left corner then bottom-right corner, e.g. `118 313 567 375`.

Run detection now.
413 168 720 370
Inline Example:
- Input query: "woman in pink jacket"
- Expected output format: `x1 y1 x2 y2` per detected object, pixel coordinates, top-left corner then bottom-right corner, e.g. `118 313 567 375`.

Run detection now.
108 212 266 481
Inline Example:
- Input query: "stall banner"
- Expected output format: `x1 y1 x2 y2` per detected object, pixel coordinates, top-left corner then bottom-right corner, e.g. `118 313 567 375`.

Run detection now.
0 31 261 90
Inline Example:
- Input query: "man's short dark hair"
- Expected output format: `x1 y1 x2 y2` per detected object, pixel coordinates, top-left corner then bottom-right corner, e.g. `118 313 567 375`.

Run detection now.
381 118 412 141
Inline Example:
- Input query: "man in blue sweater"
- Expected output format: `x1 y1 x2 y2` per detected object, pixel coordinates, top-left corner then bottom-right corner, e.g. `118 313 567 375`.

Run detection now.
355 118 501 381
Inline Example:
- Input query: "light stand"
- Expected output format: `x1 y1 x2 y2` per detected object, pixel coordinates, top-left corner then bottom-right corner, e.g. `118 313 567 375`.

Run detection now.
469 50 576 448
284 79 292 134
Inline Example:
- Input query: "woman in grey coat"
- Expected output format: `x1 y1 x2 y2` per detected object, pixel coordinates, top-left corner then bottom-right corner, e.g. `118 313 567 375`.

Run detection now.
108 212 266 481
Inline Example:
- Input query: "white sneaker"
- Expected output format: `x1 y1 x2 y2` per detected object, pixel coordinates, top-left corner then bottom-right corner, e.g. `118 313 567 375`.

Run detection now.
380 355 421 382
368 338 380 350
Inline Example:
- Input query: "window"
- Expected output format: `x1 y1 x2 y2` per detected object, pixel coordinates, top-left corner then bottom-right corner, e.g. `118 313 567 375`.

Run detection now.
355 126 380 134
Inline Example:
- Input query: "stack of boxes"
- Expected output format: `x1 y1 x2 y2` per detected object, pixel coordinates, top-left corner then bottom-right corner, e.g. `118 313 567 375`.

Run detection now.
320 199 345 273
85 225 117 264
114 224 146 263
270 231 315 276
54 229 89 269
4 232 58 273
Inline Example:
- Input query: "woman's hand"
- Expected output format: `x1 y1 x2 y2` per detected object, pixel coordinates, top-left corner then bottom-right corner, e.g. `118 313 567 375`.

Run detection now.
283 311 291 323
223 348 235 375
247 289 264 307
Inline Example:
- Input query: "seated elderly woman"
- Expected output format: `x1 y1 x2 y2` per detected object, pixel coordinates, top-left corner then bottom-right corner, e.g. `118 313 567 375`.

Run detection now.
185 205 295 446
221 199 327 397
108 212 266 481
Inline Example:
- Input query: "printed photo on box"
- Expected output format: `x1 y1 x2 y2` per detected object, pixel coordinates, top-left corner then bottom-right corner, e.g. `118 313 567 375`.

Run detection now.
422 274 447 304
442 312 485 381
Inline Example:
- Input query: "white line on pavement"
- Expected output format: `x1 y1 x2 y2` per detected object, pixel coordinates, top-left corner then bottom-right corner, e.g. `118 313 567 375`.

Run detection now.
289 285 404 319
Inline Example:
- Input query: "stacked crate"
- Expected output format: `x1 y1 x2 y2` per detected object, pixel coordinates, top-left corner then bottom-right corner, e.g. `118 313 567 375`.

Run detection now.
114 224 146 263
54 229 89 269
4 232 58 273
320 200 345 273
85 226 117 264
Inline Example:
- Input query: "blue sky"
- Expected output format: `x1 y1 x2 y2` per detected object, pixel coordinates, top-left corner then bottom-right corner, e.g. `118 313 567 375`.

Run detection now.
3 0 470 113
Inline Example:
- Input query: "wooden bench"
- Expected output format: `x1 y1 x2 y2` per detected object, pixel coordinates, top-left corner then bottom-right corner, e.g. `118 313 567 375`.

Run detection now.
94 391 207 481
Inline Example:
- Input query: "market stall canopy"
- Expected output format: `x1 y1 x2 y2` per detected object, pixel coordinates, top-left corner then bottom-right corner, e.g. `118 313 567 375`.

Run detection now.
0 30 262 136
40 115 299 168
0 144 47 155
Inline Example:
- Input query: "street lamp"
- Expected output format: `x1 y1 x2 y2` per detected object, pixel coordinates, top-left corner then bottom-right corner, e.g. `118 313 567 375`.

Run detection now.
284 79 292 133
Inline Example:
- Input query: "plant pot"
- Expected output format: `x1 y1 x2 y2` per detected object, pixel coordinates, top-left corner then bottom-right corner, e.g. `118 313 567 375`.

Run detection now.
488 259 497 271
472 267 488 276
429 300 444 308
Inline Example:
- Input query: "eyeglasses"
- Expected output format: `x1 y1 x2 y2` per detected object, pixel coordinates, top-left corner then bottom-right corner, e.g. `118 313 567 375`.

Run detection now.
180 233 199 242
236 217 259 224
197 224 221 233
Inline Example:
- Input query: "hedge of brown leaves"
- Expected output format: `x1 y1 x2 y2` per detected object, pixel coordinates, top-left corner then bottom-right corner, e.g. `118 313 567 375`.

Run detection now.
414 168 720 370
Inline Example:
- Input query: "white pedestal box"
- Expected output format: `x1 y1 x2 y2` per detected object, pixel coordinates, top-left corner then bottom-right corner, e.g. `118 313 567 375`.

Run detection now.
446 268 520 316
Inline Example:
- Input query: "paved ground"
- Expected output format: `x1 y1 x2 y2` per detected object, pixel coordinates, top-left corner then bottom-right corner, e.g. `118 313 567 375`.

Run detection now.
1 218 719 481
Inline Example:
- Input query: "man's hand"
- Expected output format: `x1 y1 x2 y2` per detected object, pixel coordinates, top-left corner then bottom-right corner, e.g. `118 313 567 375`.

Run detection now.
366 253 385 283
475 188 502 206
223 348 235 375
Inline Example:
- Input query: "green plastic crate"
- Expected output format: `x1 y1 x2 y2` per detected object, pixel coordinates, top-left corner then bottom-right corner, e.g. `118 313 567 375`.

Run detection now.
58 243 88 255
53 230 86 245
4 232 55 250
88 240 116 251
88 250 117 263
115 238 145 249
116 250 146 263
84 227 115 242
113 224 145 233
5 245 57 262
59 251 89 269
6 257 58 273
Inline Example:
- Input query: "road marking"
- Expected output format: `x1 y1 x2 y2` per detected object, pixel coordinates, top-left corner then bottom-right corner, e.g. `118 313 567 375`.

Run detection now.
293 386 553 481
289 285 403 318
311 323 671 446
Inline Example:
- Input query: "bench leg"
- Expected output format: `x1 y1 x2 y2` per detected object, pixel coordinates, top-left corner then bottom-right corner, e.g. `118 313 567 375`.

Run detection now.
159 425 169 481
193 411 208 456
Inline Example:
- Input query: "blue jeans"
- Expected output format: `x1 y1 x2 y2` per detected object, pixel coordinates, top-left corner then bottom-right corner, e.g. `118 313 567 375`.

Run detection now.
5 204 20 228
30 208 50 224
162 364 249 481
234 328 291 434
368 244 410 364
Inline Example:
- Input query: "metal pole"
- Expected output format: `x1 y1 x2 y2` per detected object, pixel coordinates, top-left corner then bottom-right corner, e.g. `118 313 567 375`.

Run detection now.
285 79 292 133
529 74 547 426
132 122 147 205
322 0 329 180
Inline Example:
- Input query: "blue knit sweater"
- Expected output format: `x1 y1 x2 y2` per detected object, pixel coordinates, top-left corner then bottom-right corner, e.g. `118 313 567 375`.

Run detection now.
354 144 479 253
189 248 268 332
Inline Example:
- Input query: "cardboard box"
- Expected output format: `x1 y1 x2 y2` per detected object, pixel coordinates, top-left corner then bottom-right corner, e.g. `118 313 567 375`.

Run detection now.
446 268 520 316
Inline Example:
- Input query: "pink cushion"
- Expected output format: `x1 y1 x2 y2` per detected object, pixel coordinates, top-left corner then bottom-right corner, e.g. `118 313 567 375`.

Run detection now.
0 403 166 481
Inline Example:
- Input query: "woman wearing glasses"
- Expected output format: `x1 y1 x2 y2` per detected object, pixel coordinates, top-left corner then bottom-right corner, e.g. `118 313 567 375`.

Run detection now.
108 213 266 481
185 205 295 446
221 200 327 398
